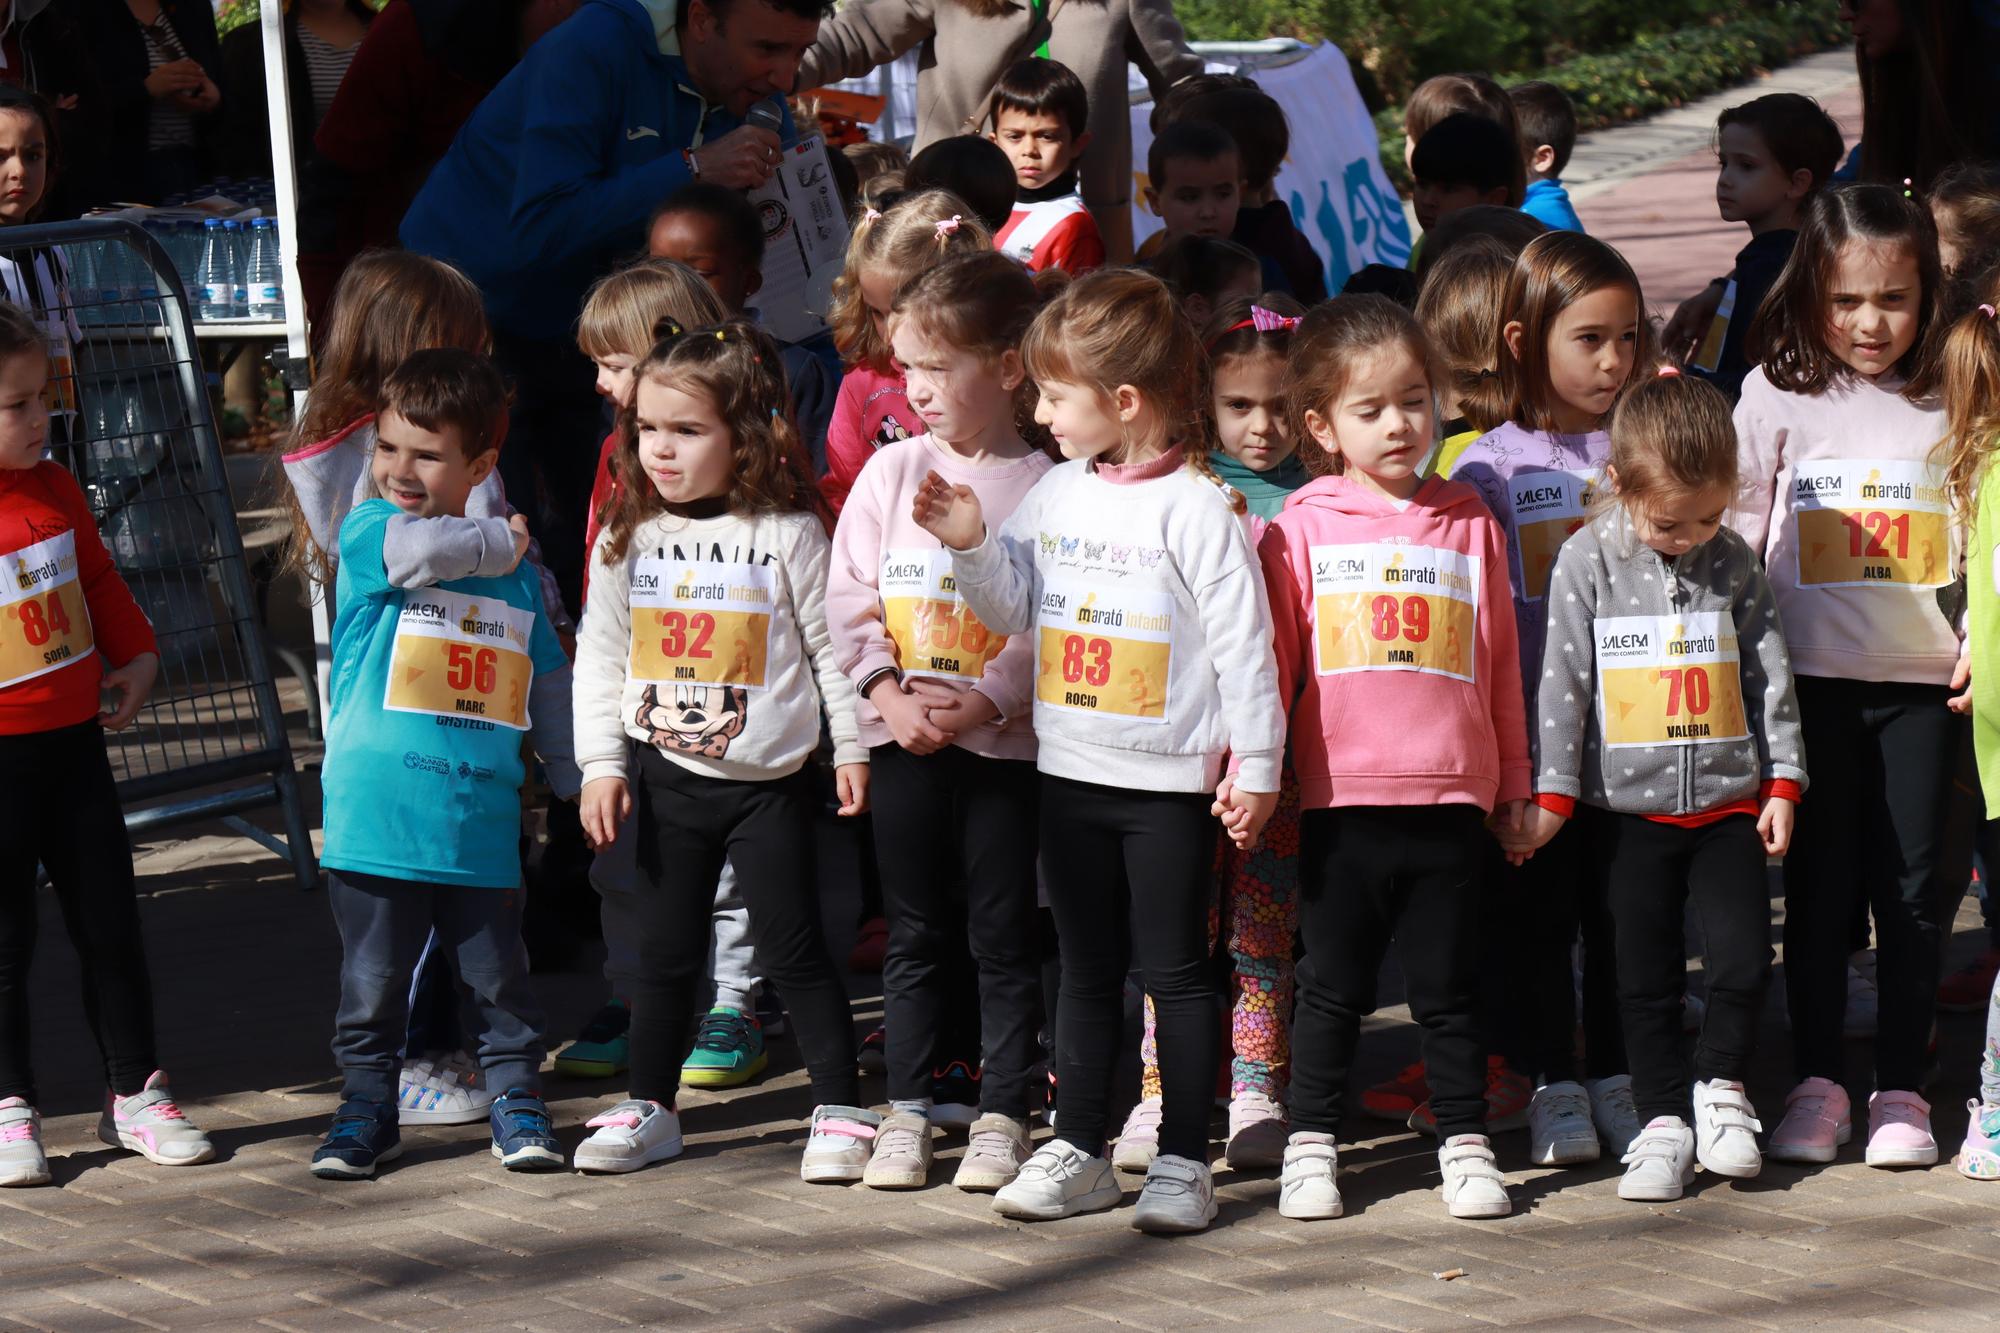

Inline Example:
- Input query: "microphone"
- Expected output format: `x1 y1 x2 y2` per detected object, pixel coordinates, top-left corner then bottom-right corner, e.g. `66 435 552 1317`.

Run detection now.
746 98 785 138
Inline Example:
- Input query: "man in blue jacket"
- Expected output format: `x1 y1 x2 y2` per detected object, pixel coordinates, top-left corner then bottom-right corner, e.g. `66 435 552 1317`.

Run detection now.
402 0 828 615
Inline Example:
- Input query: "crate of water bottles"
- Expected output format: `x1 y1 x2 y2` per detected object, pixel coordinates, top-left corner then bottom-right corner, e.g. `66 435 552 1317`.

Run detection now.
70 178 288 328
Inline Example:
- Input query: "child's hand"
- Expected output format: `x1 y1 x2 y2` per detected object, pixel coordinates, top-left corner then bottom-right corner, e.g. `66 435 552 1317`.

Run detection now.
923 682 999 738
1757 795 1795 857
580 776 632 849
911 470 986 551
1949 650 1972 715
506 514 533 574
835 763 869 815
868 676 950 754
1499 804 1565 865
1211 775 1278 850
98 652 157 731
1662 280 1726 363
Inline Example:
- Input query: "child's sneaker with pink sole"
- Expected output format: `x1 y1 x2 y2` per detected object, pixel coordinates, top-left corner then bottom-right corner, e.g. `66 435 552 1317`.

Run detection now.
99 1072 213 1166
1955 1100 2000 1180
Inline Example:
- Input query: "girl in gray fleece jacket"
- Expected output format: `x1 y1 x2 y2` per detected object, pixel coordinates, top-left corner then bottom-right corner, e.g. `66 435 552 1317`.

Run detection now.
1506 372 1807 1204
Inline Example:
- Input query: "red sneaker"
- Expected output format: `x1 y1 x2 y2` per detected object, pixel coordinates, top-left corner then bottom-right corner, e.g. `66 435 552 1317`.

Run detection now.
1361 1062 1430 1119
1938 948 2000 1013
1406 1058 1534 1136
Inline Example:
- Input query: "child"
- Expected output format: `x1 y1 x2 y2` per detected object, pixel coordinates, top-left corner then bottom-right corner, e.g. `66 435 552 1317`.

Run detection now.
987 57 1105 276
912 267 1285 1234
1141 120 1242 255
1401 73 1525 204
822 189 994 519
311 349 579 1180
827 251 1054 1192
1447 232 1651 1166
1257 294 1526 1221
1411 114 1520 236
906 135 1018 237
1509 81 1585 234
1733 185 1959 1168
845 139 911 197
1203 294 1309 519
1930 160 2000 280
645 186 838 470
1512 369 1805 1201
570 319 872 1180
0 301 214 1188
1149 234 1262 327
1417 235 1517 477
1686 94 1845 399
0 88 78 438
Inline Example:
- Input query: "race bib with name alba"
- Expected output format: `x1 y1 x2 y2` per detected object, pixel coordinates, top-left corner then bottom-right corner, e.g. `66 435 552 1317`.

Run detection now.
1791 458 1950 589
1034 576 1172 722
879 547 1006 682
1594 612 1748 748
1310 542 1479 683
382 588 535 731
0 531 93 689
629 558 775 690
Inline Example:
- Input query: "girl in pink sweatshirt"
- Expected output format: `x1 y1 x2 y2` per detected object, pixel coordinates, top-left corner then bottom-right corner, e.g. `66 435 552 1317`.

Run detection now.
1259 295 1529 1223
1730 185 1958 1168
827 252 1055 1195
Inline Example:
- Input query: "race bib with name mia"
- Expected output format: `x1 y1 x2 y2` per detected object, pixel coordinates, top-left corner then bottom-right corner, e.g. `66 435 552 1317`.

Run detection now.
629 558 775 690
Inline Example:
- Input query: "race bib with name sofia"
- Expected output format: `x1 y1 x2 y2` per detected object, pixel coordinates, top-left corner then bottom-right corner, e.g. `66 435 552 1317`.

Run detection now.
0 531 93 689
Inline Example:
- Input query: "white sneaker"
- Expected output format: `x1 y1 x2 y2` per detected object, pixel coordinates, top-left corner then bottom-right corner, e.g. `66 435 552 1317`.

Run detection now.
1527 1081 1601 1166
1619 1116 1696 1201
1224 1090 1289 1169
1132 1153 1216 1233
1845 959 1879 1039
800 1104 881 1183
1692 1078 1763 1178
0 1098 50 1187
100 1071 214 1166
1438 1134 1511 1218
991 1140 1122 1220
397 1051 494 1126
1278 1134 1341 1220
1112 1097 1162 1173
573 1099 682 1173
1586 1075 1641 1155
954 1113 1030 1192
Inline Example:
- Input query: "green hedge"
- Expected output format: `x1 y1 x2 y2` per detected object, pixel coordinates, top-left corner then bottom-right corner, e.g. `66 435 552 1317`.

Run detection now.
215 0 387 37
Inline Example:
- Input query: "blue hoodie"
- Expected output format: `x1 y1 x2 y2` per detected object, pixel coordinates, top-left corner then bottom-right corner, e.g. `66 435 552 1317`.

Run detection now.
400 0 795 340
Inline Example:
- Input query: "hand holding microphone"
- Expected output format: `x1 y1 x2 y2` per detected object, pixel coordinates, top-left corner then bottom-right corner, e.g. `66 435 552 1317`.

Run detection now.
690 99 786 190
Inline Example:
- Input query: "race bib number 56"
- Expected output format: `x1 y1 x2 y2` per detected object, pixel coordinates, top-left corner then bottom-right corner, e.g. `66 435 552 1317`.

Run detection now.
1310 542 1479 683
629 558 774 689
1035 578 1172 722
383 588 534 730
0 531 93 689
1594 612 1748 748
1791 459 1949 588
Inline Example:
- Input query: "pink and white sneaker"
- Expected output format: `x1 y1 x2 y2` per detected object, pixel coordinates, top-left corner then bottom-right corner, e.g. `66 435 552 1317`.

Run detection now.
1955 1100 2000 1180
1767 1077 1851 1163
0 1097 50 1186
1864 1090 1938 1168
98 1071 214 1166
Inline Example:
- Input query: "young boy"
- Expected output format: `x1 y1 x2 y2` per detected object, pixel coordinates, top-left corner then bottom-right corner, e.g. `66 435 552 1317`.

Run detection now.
986 57 1104 275
1687 92 1845 398
647 183 838 470
1410 113 1518 235
1509 80 1585 234
1140 119 1242 260
311 348 579 1181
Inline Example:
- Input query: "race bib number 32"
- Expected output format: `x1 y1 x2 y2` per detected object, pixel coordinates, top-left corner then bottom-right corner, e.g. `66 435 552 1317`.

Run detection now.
383 588 534 730
1510 471 1594 601
629 559 774 690
879 548 1005 682
1791 459 1949 588
1035 578 1172 722
1310 543 1479 683
0 531 93 689
1594 612 1748 748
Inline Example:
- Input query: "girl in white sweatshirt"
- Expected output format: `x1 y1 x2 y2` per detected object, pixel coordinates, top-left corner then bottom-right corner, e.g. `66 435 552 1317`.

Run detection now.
569 319 873 1183
913 268 1286 1235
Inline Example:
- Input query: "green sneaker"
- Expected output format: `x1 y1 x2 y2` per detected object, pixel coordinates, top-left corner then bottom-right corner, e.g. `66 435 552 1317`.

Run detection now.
554 1000 630 1079
681 1006 768 1089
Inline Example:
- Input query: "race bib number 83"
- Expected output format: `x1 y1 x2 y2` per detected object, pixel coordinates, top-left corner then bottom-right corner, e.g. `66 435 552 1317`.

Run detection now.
1310 542 1479 683
1035 578 1172 722
1791 459 1949 588
0 531 93 689
629 558 774 690
383 588 534 730
1594 612 1748 748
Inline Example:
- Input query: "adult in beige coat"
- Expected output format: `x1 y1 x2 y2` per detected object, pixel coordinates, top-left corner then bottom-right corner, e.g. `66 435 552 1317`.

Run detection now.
798 0 1204 261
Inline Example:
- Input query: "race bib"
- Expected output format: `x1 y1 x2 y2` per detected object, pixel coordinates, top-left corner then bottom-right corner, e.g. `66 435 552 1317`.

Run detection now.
382 588 534 730
879 547 1006 682
629 558 774 690
1791 459 1950 588
1034 577 1172 722
1510 471 1595 601
1594 612 1748 748
1689 278 1737 375
1310 542 1479 683
0 531 93 689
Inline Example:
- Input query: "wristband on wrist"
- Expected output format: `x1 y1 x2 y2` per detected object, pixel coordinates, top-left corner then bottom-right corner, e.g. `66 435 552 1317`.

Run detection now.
683 145 701 180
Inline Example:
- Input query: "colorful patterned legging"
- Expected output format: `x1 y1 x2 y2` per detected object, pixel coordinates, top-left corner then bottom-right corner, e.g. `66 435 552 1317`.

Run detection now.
1140 776 1300 1102
1984 965 2000 1108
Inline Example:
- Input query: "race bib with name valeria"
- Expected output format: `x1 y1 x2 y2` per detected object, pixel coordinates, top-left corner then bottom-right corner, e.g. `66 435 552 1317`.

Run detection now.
1593 611 1748 748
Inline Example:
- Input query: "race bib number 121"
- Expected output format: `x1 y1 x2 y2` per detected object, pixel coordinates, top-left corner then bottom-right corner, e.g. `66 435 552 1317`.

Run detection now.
1792 459 1949 588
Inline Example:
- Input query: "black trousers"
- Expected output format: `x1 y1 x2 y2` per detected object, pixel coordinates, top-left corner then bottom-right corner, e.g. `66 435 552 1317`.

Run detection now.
1042 776 1218 1161
871 742 1040 1116
1601 812 1771 1123
1290 804 1488 1140
0 721 156 1103
1510 807 1626 1085
628 747 858 1108
1784 675 1964 1092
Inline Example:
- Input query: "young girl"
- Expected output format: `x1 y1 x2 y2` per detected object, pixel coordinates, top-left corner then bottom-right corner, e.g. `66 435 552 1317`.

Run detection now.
827 251 1054 1193
1416 234 1515 479
0 88 78 442
0 301 214 1186
821 189 994 519
1734 184 1958 1167
1120 291 1306 1177
1256 295 1525 1221
1444 231 1649 1167
913 268 1285 1234
570 319 872 1180
1515 369 1805 1202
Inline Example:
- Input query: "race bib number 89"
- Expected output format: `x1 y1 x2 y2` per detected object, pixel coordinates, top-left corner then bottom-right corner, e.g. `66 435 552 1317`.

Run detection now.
629 558 774 690
1594 612 1748 748
0 531 93 689
1035 578 1172 722
1791 459 1949 588
1310 542 1479 683
383 588 534 730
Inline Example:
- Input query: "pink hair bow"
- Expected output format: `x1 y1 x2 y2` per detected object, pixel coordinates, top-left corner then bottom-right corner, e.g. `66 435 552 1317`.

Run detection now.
1982 303 1997 320
934 214 963 238
1249 304 1301 333
862 207 883 224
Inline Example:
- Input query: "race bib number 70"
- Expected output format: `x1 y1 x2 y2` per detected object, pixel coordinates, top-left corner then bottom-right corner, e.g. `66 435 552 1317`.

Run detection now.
0 531 94 689
1594 612 1748 748
383 588 535 730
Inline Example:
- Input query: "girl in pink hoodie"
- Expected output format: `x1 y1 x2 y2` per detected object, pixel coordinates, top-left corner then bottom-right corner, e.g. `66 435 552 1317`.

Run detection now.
1258 295 1529 1222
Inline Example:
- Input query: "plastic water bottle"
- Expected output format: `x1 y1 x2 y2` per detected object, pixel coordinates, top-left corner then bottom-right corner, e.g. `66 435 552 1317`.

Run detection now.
223 219 249 318
246 218 283 321
196 219 232 322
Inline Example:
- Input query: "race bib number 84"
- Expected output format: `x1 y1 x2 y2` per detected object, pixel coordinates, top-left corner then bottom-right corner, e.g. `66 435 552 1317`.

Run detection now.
1310 542 1479 683
1035 578 1172 722
1791 459 1949 588
629 558 774 690
383 588 534 730
1594 612 1748 748
0 531 93 689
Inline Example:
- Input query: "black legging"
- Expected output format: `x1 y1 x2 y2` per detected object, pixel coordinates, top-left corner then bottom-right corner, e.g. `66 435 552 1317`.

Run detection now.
1041 776 1217 1162
1509 807 1625 1085
627 746 858 1109
0 721 156 1103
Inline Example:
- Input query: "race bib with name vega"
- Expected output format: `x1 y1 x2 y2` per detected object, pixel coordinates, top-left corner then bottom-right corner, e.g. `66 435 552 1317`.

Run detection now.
879 547 1006 682
629 558 775 690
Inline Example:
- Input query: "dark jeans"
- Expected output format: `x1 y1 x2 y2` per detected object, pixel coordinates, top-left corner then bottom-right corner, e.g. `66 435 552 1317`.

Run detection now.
872 743 1040 1115
1291 804 1487 1140
0 721 156 1103
628 748 857 1108
1601 813 1770 1123
1512 807 1626 1085
1784 675 1964 1091
1042 776 1218 1161
491 329 603 620
326 870 546 1105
